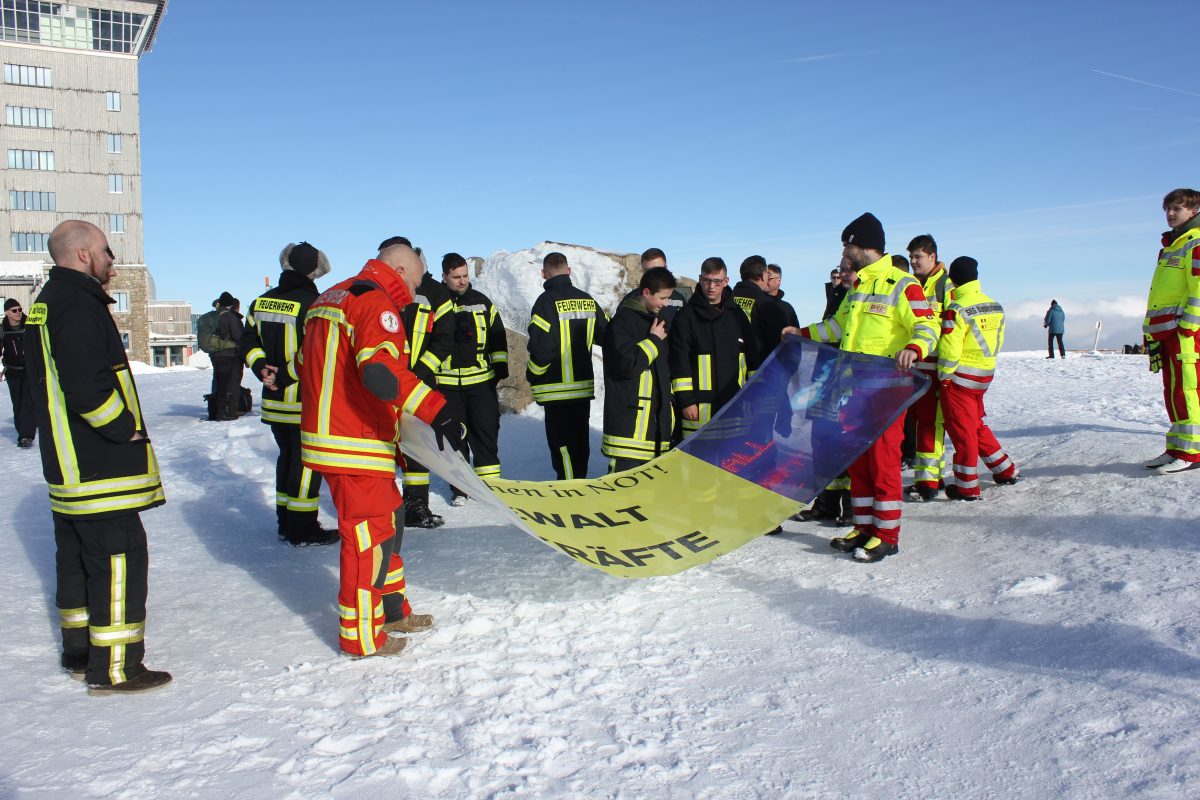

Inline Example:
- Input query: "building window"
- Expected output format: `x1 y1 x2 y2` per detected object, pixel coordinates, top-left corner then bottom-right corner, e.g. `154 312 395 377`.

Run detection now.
107 133 122 154
6 148 54 170
105 91 120 111
9 190 55 210
5 105 53 128
109 213 125 234
120 332 130 350
11 232 50 252
112 293 130 313
108 174 123 193
90 9 148 54
2 63 52 87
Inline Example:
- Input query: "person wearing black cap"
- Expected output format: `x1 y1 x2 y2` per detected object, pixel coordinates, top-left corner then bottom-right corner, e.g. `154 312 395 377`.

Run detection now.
239 242 338 546
2 297 36 446
786 212 939 562
937 256 1021 500
208 291 244 421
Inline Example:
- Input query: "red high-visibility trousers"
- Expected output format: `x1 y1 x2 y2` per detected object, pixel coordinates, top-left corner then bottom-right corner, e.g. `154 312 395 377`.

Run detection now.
848 412 906 545
910 376 945 490
940 382 1017 498
323 473 412 656
1160 334 1200 460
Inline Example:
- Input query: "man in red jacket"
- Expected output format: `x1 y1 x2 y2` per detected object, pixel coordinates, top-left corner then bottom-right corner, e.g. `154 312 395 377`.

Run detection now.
300 241 463 658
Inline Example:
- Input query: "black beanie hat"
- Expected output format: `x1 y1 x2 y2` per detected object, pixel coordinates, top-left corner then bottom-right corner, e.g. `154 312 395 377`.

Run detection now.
841 212 885 252
216 291 236 308
949 256 979 285
4 298 20 311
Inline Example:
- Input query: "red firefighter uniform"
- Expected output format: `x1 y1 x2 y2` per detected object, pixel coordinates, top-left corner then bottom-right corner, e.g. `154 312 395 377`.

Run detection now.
299 259 445 657
937 279 1019 498
909 263 950 493
1144 216 1200 462
800 253 938 558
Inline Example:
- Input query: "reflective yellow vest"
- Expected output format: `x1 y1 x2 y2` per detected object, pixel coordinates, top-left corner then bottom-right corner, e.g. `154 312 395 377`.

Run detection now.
1145 221 1200 341
937 280 1005 390
803 254 938 358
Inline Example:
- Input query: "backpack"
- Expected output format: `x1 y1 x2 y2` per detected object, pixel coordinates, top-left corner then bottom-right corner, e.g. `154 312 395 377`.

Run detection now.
197 310 221 354
197 310 236 354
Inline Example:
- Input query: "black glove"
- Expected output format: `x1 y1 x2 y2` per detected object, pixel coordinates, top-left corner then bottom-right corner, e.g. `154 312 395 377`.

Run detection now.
493 362 509 381
432 405 466 454
1148 340 1162 373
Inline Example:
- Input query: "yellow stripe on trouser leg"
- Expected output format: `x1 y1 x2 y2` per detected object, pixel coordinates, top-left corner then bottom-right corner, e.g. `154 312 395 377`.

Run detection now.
108 553 126 685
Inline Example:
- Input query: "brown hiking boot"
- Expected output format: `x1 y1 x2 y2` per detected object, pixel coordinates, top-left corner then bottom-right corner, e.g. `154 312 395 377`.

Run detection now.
88 669 172 696
350 636 407 658
383 614 434 634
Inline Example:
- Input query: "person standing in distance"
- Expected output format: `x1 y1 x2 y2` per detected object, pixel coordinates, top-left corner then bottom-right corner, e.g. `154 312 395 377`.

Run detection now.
2 298 36 447
24 220 170 693
527 251 608 480
1044 300 1065 359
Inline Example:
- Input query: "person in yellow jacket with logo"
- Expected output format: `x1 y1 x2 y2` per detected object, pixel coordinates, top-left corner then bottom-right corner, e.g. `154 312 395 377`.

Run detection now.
903 234 951 501
787 212 939 562
1143 188 1200 473
936 257 1021 500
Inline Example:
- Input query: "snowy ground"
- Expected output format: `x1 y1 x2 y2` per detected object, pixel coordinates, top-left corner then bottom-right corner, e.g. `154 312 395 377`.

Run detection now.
2 353 1198 799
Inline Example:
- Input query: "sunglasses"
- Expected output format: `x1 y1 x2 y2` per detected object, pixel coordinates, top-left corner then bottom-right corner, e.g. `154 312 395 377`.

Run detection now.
105 246 115 259
6 307 21 313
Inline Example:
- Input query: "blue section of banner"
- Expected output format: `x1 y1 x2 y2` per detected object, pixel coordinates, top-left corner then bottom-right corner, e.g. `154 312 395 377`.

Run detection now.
677 336 930 504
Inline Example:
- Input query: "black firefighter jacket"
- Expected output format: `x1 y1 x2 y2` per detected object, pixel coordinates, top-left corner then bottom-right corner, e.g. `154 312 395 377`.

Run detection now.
732 280 791 374
240 269 321 426
526 273 608 404
24 266 165 519
668 287 751 436
601 292 674 462
437 284 509 389
403 272 455 386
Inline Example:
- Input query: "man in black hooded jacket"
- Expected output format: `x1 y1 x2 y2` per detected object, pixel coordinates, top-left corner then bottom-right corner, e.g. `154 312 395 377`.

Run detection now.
2 298 36 446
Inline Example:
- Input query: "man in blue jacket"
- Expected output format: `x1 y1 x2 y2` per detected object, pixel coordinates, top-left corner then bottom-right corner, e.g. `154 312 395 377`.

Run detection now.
1044 300 1065 358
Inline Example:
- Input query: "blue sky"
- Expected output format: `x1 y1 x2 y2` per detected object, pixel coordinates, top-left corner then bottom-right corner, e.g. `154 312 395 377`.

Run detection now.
139 1 1183 350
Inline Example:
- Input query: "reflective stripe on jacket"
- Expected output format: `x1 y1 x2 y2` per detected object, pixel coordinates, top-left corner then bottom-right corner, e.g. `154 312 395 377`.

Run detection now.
437 285 508 388
801 254 938 358
668 286 750 434
526 273 608 403
299 260 445 477
24 266 165 519
937 279 1005 390
1145 217 1200 341
241 269 319 425
403 272 454 384
601 294 674 461
914 264 949 375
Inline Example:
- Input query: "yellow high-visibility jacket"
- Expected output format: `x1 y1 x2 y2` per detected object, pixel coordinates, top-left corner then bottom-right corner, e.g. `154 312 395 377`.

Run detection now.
1145 218 1200 341
937 279 1005 390
802 254 938 358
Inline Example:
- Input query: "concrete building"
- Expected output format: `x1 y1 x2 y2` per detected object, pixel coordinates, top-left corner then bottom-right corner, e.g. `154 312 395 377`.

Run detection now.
1 0 171 363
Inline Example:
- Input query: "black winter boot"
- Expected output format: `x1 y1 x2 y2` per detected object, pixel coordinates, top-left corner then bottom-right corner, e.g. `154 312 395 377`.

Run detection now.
404 497 445 529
